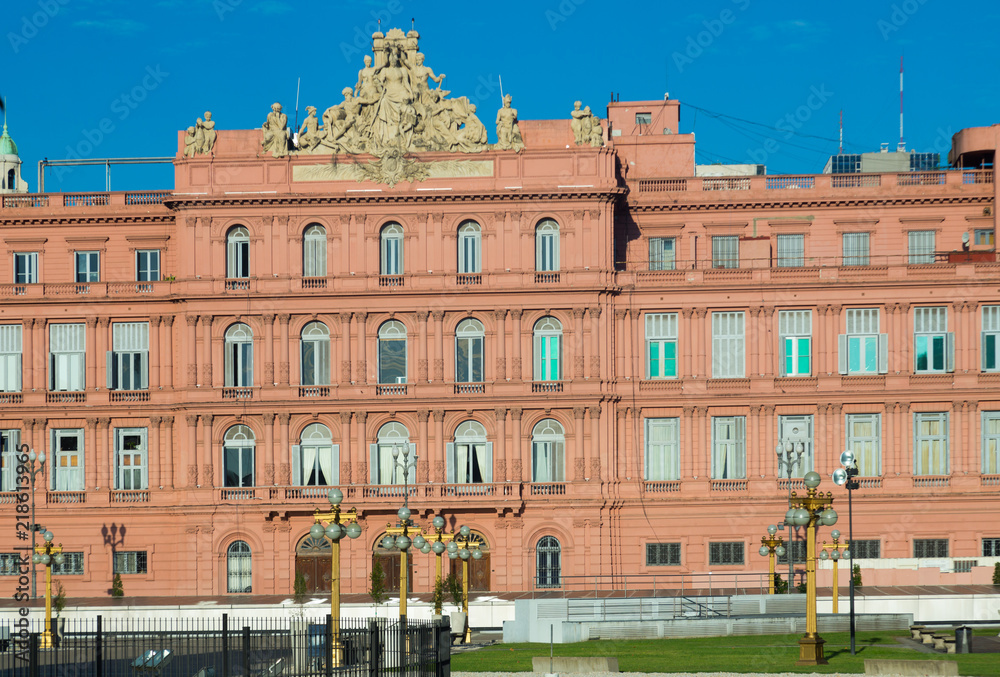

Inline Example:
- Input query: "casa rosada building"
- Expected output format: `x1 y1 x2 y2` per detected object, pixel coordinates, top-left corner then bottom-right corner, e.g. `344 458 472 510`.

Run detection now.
1 32 999 600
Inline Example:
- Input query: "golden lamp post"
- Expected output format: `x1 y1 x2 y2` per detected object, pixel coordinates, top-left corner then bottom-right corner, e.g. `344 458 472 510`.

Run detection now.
819 530 851 614
757 525 786 594
419 516 455 616
381 506 425 623
449 525 484 645
31 530 65 649
785 471 838 666
310 488 362 668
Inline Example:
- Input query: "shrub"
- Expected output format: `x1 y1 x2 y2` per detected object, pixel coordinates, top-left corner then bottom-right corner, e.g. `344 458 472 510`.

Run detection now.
369 559 387 606
852 564 863 588
993 562 1000 586
111 573 124 598
432 576 446 613
293 572 307 604
446 573 464 608
772 572 788 594
53 582 67 616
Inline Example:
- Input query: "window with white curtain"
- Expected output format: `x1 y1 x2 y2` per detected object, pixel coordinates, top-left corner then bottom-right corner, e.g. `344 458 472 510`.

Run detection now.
49 324 85 391
711 416 745 479
649 237 675 270
776 234 804 267
533 317 562 381
777 415 813 477
913 412 948 476
226 226 250 279
108 322 149 391
303 224 327 278
0 429 21 492
711 312 745 378
644 418 679 481
779 310 812 377
711 236 739 269
377 321 407 384
293 423 338 486
51 429 84 491
531 419 565 482
380 223 403 275
646 313 678 379
908 230 936 264
842 232 870 266
448 420 492 484
224 323 253 387
455 318 484 383
982 306 1000 372
981 412 1000 475
300 322 330 386
0 325 22 392
223 425 255 487
226 541 252 593
370 422 415 485
914 307 953 373
114 428 147 490
846 413 882 477
535 220 559 272
458 221 482 274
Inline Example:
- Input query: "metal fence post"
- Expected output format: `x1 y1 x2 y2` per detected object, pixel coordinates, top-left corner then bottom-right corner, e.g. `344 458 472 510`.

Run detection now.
367 619 380 677
96 615 103 677
222 614 229 677
28 632 39 677
242 626 251 677
325 614 333 677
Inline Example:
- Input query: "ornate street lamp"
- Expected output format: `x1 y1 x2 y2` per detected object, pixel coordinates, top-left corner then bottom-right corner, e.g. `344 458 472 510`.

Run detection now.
380 444 420 622
311 488 362 667
21 444 46 599
452 525 484 644
819 530 851 614
758 524 786 595
31 529 64 648
776 439 805 592
833 449 861 655
420 515 456 616
786 470 837 666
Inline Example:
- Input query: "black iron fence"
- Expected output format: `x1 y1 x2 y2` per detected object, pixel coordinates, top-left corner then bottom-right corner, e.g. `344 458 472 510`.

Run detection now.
0 614 451 677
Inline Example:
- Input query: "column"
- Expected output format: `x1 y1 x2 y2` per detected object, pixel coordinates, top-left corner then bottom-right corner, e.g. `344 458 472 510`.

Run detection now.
614 310 626 380
200 315 213 388
762 405 775 477
965 303 978 374
162 416 174 489
277 413 290 484
432 311 445 381
898 403 910 476
97 417 110 490
417 410 430 483
263 313 275 386
694 309 707 378
185 414 199 487
682 407 694 480
749 405 762 477
952 302 965 372
201 414 214 487
161 316 174 389
510 310 522 381
589 405 601 481
952 401 963 476
340 313 352 383
85 418 98 490
417 311 429 383
830 306 844 375
355 412 368 484
884 403 896 476
23 319 33 391
898 304 911 373
494 310 507 381
694 407 708 478
763 306 775 377
148 417 161 489
432 409 445 482
573 407 586 481
816 305 828 376
355 312 368 384
681 309 693 380
748 307 760 377
278 314 290 385
573 309 586 380
263 413 275 485
617 406 629 480
339 412 353 484
510 408 523 482
495 408 507 483
624 311 634 381
589 308 601 380
966 401 978 476
149 317 160 390
86 318 98 390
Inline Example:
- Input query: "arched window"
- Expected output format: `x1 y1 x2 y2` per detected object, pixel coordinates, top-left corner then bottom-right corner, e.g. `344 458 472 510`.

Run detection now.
226 226 250 279
378 320 407 384
300 322 330 386
371 422 414 485
380 223 404 275
536 536 561 588
227 541 252 593
293 423 338 486
6 169 15 191
532 317 562 381
531 419 565 482
303 224 327 278
448 420 491 484
223 425 255 487
224 323 253 387
458 221 481 274
455 318 484 383
535 219 559 272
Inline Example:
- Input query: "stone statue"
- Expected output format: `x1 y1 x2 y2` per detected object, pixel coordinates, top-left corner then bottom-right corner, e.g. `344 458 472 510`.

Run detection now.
570 102 604 147
411 52 449 105
297 106 320 151
586 107 605 147
261 102 290 158
198 111 216 153
453 101 488 153
182 126 199 158
369 44 416 151
355 55 382 105
495 94 525 152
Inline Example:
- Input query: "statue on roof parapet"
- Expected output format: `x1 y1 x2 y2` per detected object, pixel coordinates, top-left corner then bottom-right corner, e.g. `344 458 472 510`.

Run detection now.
182 111 216 157
571 101 604 148
262 102 290 158
494 94 525 152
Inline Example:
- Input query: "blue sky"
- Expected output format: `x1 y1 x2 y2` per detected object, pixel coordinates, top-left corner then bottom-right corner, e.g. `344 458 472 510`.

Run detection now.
4 0 998 191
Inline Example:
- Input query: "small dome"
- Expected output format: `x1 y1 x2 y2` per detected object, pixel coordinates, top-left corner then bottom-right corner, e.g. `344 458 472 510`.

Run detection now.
0 123 18 157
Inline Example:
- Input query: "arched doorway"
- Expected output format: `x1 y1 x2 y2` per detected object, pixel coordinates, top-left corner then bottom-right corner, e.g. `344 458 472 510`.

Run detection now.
295 534 331 593
448 532 491 591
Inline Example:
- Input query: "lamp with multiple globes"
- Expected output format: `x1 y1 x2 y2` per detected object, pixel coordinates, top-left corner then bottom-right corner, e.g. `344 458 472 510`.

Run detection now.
32 529 65 648
758 524 787 595
832 449 861 656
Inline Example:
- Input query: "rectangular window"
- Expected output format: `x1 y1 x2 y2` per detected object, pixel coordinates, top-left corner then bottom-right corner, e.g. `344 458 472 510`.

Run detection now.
14 253 37 284
974 229 995 246
981 412 1000 475
49 324 85 391
0 325 23 392
777 415 814 477
646 543 681 566
533 334 561 381
458 230 481 274
456 333 484 383
646 313 678 379
778 310 811 377
649 237 676 271
115 428 147 490
776 234 804 267
635 112 652 125
51 552 84 575
708 541 744 566
846 413 882 476
848 540 881 559
108 322 149 391
51 429 84 491
842 232 870 266
711 236 739 269
0 429 22 492
711 311 745 378
913 539 948 558
981 306 1000 372
839 308 887 375
0 553 27 576
292 442 339 486
113 551 148 574
645 418 680 481
777 540 806 564
983 538 1000 557
446 440 493 484
914 412 949 476
711 416 746 479
136 250 160 282
75 251 99 282
908 230 936 264
914 307 953 373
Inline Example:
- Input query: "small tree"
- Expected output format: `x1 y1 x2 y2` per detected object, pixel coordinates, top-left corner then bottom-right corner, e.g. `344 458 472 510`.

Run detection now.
445 573 464 608
53 582 67 617
772 572 788 594
431 576 446 614
111 573 124 598
992 562 1000 586
293 572 307 604
852 564 863 588
369 558 387 612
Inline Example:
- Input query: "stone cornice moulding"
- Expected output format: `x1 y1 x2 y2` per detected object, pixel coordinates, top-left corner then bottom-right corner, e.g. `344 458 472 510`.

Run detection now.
64 236 111 247
629 195 991 213
701 222 749 234
638 222 686 236
767 219 813 232
898 217 946 224
125 235 171 243
0 215 174 227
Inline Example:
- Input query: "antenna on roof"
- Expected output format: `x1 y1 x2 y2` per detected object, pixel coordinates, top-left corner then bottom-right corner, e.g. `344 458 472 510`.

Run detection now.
839 109 843 155
411 17 414 31
293 77 301 146
499 75 504 103
898 55 905 152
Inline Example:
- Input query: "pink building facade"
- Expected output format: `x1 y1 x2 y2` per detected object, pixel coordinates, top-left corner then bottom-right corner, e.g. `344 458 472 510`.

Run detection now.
1 38 999 598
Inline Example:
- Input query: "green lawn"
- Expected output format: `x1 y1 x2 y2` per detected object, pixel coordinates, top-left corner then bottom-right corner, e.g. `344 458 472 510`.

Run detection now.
452 631 999 676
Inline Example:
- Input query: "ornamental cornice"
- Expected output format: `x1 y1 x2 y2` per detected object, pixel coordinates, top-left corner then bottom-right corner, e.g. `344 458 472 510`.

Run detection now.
627 194 992 214
0 215 174 227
